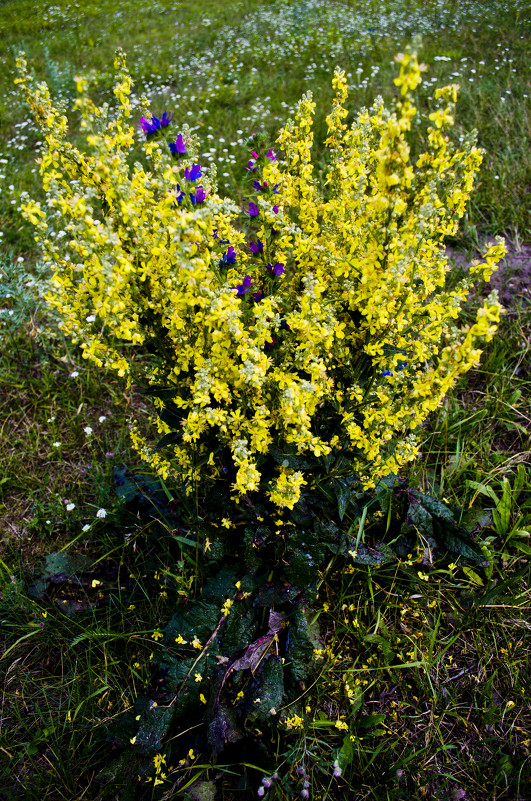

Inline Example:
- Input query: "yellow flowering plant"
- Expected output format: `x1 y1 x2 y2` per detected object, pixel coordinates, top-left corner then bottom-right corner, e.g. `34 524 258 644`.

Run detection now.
15 48 506 780
16 49 503 517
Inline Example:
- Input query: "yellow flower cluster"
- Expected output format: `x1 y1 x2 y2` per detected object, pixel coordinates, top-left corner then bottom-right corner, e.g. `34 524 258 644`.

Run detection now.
284 713 305 730
16 50 503 506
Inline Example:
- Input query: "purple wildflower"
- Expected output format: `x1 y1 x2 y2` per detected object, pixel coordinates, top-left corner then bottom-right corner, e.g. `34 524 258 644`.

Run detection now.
248 201 259 218
219 246 237 267
280 318 291 331
272 184 279 194
266 262 284 276
236 275 253 296
273 205 279 214
169 133 187 156
381 370 393 377
173 184 185 204
253 179 265 191
248 238 263 255
184 163 202 182
190 186 206 205
138 112 172 137
266 149 276 161
264 335 277 351
252 291 264 302
245 159 258 173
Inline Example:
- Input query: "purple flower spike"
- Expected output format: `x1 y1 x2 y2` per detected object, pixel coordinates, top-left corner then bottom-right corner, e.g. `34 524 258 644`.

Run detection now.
190 186 206 205
272 184 280 194
248 238 263 255
253 179 263 191
248 201 259 218
138 112 173 137
252 291 264 302
169 133 187 156
266 262 284 276
219 246 237 267
266 149 276 161
184 163 202 182
236 275 253 296
245 159 258 173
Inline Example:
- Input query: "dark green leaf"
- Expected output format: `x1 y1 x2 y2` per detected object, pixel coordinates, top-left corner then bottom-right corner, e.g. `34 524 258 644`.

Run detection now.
336 733 354 771
97 751 142 801
357 713 386 729
246 656 285 722
332 477 351 521
208 704 243 758
135 704 174 754
186 781 217 801
269 445 315 470
113 466 163 504
436 529 483 561
408 491 483 561
27 552 93 599
285 607 322 682
154 430 182 452
165 601 221 646
348 542 396 566
409 491 458 526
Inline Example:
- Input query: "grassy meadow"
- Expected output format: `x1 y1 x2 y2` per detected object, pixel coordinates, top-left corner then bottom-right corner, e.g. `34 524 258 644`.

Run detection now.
0 0 530 799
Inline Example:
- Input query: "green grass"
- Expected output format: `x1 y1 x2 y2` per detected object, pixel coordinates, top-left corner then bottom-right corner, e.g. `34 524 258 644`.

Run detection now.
1 0 531 799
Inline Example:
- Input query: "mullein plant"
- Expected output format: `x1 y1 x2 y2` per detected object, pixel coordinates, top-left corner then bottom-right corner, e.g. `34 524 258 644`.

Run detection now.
16 50 503 516
15 49 505 783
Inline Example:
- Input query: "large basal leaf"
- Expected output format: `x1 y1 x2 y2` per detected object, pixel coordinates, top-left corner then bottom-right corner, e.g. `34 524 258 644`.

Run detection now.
27 552 93 600
285 607 322 682
348 542 396 566
135 703 174 754
218 610 284 696
97 751 142 801
200 566 241 603
331 476 351 521
408 491 483 562
186 781 217 801
155 654 210 712
284 526 325 597
219 605 259 655
245 655 285 722
208 704 243 759
164 602 222 649
114 465 165 505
